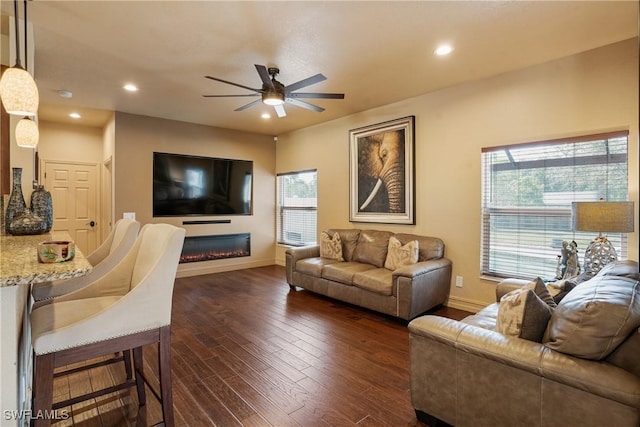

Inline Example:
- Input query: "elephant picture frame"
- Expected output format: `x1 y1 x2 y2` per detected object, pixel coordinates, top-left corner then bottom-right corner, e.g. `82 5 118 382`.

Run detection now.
349 116 415 224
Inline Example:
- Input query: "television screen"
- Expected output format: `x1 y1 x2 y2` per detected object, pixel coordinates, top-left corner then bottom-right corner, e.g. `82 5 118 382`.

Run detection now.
153 152 253 216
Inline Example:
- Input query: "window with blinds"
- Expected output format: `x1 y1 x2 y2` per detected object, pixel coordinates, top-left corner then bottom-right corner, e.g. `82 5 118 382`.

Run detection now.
277 170 318 246
481 131 629 280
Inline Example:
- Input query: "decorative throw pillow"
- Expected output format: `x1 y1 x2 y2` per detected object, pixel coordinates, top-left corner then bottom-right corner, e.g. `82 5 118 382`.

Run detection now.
546 279 579 304
320 231 344 261
496 288 554 342
544 274 640 360
524 277 557 309
384 236 419 270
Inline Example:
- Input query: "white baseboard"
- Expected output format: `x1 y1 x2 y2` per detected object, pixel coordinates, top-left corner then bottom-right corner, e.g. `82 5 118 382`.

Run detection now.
445 295 490 313
176 258 274 278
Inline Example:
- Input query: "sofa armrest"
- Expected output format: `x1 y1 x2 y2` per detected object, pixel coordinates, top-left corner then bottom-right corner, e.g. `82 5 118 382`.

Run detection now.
409 316 640 408
410 315 545 372
394 258 452 319
393 258 451 279
495 278 532 301
285 245 320 283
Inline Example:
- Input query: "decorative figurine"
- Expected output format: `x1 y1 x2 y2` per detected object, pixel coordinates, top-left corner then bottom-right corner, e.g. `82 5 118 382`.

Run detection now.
558 240 580 279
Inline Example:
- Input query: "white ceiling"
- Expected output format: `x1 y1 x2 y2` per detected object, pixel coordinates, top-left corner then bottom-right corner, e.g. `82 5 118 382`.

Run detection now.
3 1 638 136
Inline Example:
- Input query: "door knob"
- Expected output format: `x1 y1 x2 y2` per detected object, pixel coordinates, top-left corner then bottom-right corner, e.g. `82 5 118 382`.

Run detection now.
88 220 96 227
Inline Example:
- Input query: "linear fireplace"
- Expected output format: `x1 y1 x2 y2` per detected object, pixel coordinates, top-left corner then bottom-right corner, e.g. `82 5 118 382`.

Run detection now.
180 233 250 263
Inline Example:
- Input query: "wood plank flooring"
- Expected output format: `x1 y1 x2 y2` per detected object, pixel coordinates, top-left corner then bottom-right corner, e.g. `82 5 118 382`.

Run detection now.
46 265 471 426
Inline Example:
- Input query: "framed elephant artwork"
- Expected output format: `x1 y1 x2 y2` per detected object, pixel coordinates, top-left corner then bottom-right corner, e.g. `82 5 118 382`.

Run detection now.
349 116 415 224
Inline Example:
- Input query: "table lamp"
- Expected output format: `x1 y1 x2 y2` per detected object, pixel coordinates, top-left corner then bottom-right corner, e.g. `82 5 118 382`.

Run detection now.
572 201 635 274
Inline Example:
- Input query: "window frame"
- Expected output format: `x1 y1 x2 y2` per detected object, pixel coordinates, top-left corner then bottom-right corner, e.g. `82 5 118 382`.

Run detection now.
276 169 318 247
480 130 629 280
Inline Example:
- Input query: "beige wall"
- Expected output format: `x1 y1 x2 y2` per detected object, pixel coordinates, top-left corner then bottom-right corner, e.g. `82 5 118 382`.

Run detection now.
38 120 104 165
275 38 639 311
112 112 276 277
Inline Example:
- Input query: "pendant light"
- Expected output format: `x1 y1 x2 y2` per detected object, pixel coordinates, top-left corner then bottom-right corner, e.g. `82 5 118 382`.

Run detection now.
0 0 39 116
15 116 39 148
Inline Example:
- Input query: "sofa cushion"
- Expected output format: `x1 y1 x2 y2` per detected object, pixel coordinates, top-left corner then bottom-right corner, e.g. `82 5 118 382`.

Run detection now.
353 268 395 296
296 257 341 278
461 303 498 331
496 288 554 342
322 262 376 285
384 236 419 270
544 274 640 360
597 259 640 280
394 233 444 261
326 229 361 262
605 327 640 377
320 231 344 261
352 230 393 268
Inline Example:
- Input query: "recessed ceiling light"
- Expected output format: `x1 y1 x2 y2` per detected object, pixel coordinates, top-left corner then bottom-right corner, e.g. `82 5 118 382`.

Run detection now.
123 83 138 92
69 112 81 119
434 44 453 56
261 113 271 119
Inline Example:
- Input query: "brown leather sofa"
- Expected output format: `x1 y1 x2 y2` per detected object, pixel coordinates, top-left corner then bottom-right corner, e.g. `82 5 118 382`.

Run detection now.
408 260 640 427
285 229 452 320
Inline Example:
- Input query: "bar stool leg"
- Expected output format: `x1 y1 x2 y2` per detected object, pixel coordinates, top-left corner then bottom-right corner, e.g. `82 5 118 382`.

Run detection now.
132 346 146 406
32 353 54 427
158 326 174 427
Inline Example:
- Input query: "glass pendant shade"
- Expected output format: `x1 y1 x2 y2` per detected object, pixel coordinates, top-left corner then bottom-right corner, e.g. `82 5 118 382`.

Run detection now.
15 117 39 148
0 66 39 116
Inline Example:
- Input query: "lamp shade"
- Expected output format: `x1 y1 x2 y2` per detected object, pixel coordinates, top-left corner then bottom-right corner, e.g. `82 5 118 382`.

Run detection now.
572 201 635 233
15 116 39 148
0 66 39 116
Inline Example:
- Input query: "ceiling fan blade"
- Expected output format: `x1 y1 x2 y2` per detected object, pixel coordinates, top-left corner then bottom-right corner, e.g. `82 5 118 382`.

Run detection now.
255 64 275 90
286 98 325 112
274 104 287 118
285 73 326 92
288 92 344 99
205 75 262 93
203 94 260 98
235 99 262 112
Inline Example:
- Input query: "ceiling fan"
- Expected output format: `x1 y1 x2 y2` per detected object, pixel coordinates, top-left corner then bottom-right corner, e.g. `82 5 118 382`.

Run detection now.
203 64 345 117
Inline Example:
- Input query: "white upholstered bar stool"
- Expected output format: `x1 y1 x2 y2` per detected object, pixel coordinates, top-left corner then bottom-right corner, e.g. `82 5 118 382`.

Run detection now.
31 218 141 302
30 223 185 427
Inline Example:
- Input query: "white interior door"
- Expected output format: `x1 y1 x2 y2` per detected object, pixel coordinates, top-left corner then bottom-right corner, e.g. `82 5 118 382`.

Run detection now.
43 161 100 254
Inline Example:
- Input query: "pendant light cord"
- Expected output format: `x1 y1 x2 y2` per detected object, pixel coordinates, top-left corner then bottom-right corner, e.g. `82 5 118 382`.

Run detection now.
12 0 22 68
23 0 28 70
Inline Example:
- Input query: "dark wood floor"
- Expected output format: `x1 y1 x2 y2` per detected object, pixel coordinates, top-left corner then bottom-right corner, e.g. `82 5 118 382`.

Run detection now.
47 265 471 426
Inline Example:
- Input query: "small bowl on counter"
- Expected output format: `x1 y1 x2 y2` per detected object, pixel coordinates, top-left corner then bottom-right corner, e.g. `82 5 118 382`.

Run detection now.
38 241 76 263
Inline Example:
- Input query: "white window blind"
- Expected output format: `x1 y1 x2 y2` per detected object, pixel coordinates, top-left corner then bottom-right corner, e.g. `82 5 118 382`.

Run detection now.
277 170 317 246
481 131 629 280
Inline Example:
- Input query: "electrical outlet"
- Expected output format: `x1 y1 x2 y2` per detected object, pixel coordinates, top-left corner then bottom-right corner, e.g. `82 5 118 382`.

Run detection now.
455 276 464 288
123 212 136 220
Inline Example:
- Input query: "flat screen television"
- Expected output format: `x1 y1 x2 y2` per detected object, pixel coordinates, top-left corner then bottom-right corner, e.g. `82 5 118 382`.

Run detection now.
153 152 253 216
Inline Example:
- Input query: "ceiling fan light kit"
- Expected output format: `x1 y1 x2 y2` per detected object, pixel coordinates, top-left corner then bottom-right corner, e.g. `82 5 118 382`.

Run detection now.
262 91 284 106
204 64 344 117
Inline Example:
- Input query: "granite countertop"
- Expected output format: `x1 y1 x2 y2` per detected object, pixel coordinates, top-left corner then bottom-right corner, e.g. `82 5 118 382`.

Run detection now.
0 232 92 287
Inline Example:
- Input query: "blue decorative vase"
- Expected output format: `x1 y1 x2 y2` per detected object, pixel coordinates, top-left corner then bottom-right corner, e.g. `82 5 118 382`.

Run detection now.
5 167 27 234
8 208 46 236
31 184 53 232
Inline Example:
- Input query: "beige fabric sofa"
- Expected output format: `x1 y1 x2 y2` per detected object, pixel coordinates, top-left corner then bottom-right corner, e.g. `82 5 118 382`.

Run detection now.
285 229 452 320
408 260 640 427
